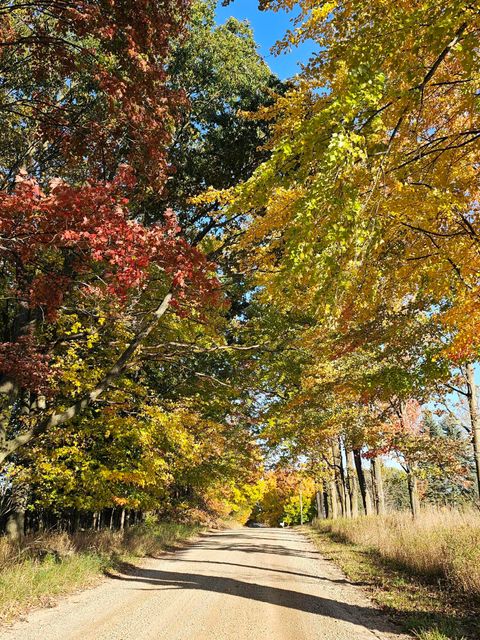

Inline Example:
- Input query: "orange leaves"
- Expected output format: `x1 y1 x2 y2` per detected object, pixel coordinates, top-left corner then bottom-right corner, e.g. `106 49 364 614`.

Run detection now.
441 292 480 363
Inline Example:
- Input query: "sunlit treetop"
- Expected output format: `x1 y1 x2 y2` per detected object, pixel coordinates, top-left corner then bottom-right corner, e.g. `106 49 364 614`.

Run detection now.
206 0 480 362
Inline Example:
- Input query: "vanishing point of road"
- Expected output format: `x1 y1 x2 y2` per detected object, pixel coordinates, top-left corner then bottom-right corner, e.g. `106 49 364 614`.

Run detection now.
0 528 408 640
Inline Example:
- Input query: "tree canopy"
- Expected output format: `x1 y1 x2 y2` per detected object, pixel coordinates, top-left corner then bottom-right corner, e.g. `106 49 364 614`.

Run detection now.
1 0 480 534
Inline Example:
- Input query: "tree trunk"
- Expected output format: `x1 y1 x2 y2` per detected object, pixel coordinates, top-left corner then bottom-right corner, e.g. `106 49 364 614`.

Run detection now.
346 449 359 518
6 509 25 542
466 363 480 500
371 457 386 515
120 508 126 531
327 479 339 519
323 490 329 519
407 468 420 518
353 448 373 515
6 482 29 541
332 441 350 517
315 490 324 519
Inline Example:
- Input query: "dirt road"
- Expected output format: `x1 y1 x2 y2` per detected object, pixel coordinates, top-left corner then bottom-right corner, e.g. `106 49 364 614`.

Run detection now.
0 528 409 640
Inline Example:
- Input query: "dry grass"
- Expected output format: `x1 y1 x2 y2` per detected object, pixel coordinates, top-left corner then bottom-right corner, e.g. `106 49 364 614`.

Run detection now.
307 516 480 640
313 508 480 600
0 522 201 622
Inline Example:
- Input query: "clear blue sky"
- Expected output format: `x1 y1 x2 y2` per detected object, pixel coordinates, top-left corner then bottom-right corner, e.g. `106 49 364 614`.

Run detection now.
215 0 315 80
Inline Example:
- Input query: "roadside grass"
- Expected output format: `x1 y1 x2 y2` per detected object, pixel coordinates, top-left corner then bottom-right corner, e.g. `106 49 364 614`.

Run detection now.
0 522 201 622
306 511 480 640
315 510 480 598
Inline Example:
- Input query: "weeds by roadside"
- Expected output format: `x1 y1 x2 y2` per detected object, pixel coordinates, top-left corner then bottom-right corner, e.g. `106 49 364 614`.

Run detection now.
306 511 480 640
0 522 201 622
313 510 480 599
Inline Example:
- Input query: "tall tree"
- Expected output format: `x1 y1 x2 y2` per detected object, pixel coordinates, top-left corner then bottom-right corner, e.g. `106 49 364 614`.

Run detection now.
0 0 224 469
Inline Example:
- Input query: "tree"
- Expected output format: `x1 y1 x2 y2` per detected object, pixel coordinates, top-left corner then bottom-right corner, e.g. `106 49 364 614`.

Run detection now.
209 0 480 383
0 171 220 466
164 0 282 231
0 0 281 535
196 0 480 521
0 1 229 472
368 400 467 517
0 0 189 190
255 468 315 526
422 413 475 506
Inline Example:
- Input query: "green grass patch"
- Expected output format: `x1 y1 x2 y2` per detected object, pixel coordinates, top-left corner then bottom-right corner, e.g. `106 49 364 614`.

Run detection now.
0 553 109 622
305 525 478 640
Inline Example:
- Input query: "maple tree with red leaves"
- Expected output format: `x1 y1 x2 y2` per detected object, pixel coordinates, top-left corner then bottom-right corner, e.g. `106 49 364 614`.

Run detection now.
0 0 190 189
0 166 221 463
0 168 218 316
358 400 467 517
0 0 226 467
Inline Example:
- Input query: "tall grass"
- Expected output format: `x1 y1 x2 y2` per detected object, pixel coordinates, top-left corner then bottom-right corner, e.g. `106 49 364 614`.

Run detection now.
0 522 201 621
313 508 480 599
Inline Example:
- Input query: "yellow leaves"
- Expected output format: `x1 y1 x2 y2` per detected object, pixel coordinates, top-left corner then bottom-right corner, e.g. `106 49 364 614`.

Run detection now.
311 2 337 23
441 291 480 362
241 186 303 247
221 0 480 367
301 2 338 40
69 321 82 335
190 185 234 207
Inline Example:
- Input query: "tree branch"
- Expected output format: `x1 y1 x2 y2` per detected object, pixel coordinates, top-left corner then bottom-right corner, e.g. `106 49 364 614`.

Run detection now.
0 291 173 465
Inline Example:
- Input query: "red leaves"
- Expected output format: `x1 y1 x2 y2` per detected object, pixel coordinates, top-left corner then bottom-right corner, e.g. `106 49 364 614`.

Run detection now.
0 337 52 394
0 170 220 393
1 1 191 190
365 400 434 461
0 170 220 318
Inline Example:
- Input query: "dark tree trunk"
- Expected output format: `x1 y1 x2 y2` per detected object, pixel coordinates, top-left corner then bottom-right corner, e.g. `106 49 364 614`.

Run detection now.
371 457 386 515
346 449 359 518
323 490 329 518
332 441 349 517
353 449 373 515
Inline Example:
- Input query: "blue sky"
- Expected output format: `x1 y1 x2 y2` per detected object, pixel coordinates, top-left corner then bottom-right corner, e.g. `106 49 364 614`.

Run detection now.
215 0 315 80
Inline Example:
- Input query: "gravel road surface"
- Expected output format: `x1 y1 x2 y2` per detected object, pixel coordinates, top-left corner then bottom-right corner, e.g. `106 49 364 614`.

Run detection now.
0 528 409 640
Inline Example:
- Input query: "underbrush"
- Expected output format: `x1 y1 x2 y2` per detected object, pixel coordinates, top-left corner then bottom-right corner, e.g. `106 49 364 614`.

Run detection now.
312 508 480 600
0 521 201 622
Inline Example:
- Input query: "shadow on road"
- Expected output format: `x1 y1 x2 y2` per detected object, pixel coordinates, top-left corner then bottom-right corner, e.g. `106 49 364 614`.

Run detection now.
106 565 397 635
161 558 355 585
187 532 319 561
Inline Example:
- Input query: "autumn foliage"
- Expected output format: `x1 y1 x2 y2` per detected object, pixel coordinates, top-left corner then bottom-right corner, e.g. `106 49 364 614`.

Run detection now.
0 0 190 188
0 0 268 535
1 0 480 544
